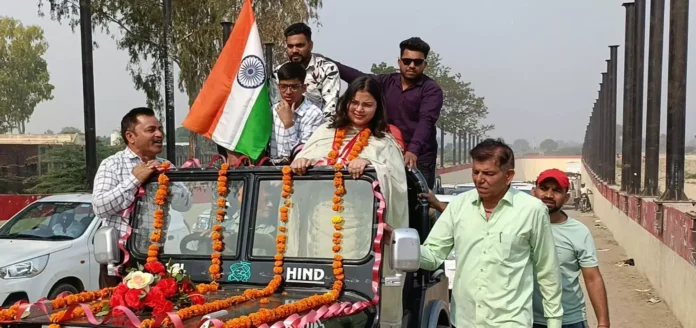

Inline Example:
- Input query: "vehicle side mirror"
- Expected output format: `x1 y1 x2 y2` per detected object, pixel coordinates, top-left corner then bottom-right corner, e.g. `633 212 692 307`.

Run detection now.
94 226 119 265
390 228 420 272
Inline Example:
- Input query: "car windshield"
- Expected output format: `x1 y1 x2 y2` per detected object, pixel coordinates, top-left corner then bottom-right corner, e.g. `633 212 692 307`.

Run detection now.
252 178 375 260
0 202 95 240
133 179 245 257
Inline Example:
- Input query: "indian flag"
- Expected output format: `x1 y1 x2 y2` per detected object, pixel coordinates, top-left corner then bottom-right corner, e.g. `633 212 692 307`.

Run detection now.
182 0 271 160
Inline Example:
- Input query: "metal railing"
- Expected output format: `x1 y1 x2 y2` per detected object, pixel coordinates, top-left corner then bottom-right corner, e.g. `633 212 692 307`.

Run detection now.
582 0 689 201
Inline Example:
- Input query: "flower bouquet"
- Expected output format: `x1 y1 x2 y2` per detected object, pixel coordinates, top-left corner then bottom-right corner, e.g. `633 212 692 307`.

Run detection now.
107 260 206 316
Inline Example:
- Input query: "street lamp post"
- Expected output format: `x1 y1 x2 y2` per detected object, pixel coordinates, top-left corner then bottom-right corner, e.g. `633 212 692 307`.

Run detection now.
79 0 97 191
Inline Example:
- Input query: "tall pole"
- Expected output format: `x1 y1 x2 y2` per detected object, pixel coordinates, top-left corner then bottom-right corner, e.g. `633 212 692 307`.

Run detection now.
163 0 176 163
214 18 233 159
643 0 665 196
630 0 646 194
598 81 605 180
80 0 97 191
661 0 689 200
621 3 636 192
609 46 620 185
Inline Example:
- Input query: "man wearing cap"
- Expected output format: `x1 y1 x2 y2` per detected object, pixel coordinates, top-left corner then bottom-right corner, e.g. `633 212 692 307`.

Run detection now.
532 169 610 328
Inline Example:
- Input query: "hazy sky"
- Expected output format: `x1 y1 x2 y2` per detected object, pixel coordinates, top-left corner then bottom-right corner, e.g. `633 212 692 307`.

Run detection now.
2 0 695 143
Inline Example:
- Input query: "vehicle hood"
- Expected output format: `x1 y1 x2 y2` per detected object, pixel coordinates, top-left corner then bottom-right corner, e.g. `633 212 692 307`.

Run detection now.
16 287 376 328
0 239 72 266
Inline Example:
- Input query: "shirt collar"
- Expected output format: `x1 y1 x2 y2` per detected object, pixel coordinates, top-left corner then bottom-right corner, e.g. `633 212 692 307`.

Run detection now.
306 54 317 70
472 187 515 207
123 147 141 160
294 98 310 117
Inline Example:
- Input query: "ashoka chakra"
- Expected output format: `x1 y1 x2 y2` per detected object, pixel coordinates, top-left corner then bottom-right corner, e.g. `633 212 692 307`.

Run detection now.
237 55 266 89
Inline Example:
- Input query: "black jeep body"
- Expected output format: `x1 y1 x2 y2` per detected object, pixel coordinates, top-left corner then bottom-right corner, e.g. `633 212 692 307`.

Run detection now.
5 166 450 328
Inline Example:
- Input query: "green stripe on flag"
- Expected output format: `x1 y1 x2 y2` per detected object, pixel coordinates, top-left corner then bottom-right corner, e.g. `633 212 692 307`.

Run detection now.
234 83 272 160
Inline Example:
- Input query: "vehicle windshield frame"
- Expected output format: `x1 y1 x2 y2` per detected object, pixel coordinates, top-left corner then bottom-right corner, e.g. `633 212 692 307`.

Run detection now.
0 201 95 240
247 174 378 265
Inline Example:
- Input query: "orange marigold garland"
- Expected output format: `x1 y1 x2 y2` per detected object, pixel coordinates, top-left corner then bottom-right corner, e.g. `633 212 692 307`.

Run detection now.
218 129 371 328
147 161 171 263
275 166 293 276
210 163 230 282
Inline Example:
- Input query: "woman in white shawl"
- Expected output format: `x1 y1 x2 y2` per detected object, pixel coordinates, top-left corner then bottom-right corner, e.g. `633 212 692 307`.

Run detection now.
290 76 409 231
289 77 409 323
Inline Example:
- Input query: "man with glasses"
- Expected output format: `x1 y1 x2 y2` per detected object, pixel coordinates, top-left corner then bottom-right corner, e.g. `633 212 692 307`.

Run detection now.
326 37 443 188
270 61 324 158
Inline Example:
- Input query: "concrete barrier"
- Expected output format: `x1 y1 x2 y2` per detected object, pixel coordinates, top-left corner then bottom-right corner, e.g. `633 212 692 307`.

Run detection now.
582 162 696 328
438 156 582 184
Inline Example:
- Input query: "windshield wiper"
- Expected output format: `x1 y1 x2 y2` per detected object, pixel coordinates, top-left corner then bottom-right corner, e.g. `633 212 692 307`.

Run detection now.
0 233 74 240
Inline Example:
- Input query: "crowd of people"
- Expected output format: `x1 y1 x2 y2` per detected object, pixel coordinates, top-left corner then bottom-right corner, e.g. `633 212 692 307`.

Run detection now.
91 21 610 328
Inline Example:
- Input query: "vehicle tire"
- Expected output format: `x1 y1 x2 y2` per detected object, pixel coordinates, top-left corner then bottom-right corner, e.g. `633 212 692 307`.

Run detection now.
48 283 80 299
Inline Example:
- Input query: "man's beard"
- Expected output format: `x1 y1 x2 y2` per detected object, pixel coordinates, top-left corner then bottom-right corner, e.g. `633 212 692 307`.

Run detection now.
547 205 562 214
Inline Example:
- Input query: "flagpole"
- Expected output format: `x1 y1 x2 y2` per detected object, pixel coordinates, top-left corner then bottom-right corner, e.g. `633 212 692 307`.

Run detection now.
163 0 176 163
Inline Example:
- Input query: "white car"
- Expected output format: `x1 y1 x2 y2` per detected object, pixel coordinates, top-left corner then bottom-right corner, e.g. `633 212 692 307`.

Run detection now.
0 193 189 306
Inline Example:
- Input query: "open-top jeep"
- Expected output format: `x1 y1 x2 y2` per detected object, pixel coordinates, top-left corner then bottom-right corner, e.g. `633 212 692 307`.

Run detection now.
2 165 450 328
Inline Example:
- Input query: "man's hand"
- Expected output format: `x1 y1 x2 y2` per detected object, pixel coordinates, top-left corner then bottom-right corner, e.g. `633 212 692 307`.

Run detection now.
132 162 156 183
419 189 447 213
347 158 370 179
404 151 417 169
290 158 312 175
276 100 296 129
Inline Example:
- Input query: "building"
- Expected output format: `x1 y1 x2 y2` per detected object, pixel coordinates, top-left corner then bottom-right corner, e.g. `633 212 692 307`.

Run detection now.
0 134 84 194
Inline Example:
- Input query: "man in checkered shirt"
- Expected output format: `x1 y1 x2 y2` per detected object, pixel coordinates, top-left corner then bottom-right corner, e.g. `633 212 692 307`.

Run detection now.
269 61 324 157
92 107 192 287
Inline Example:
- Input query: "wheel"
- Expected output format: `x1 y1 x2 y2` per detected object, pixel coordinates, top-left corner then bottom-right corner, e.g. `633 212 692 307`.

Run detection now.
48 283 79 299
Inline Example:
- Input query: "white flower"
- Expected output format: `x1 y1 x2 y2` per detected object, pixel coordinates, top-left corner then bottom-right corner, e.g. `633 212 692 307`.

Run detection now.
169 265 183 276
124 271 155 290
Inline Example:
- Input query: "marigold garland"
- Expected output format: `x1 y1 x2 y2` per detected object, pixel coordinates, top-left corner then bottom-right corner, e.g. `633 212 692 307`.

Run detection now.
148 161 171 264
217 128 370 328
210 163 230 283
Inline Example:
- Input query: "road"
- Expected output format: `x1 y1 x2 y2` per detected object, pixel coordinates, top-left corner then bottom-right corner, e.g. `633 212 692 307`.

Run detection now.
570 209 683 328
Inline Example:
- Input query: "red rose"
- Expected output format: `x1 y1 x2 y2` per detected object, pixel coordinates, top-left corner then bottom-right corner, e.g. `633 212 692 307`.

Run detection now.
181 280 194 293
144 286 166 308
124 288 145 310
144 261 166 275
155 278 178 298
188 293 205 305
151 300 174 316
109 291 125 310
114 283 129 296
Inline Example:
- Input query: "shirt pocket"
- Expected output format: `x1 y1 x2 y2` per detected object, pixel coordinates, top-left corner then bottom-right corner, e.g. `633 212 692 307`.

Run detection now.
491 232 527 263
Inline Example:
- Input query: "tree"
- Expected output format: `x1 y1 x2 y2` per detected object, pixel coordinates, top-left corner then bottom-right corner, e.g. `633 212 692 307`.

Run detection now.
370 51 493 161
59 126 82 134
39 0 323 117
43 129 55 135
0 17 54 134
512 139 531 153
24 139 120 193
175 126 190 143
540 139 559 153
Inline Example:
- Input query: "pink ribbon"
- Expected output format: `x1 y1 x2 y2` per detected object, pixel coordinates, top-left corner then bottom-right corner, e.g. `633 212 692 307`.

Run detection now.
181 155 228 169
259 180 387 328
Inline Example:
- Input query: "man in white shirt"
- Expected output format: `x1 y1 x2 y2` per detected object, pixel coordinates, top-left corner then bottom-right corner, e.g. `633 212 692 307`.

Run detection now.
269 62 324 157
270 22 340 119
92 107 192 287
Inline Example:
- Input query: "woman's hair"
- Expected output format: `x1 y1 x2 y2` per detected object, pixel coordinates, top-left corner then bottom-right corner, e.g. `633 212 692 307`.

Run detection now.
329 76 388 138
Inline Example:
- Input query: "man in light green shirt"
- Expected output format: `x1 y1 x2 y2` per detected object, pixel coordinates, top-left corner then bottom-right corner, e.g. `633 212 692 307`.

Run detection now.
532 169 610 328
419 139 563 328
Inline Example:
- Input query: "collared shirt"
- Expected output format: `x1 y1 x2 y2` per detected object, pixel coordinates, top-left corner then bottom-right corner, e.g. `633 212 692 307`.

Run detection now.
420 188 563 328
270 54 341 118
533 215 599 325
92 147 193 239
269 98 324 157
332 62 443 166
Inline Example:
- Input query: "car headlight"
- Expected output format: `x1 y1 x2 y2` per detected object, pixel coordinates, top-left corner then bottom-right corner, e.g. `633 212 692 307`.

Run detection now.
0 255 49 279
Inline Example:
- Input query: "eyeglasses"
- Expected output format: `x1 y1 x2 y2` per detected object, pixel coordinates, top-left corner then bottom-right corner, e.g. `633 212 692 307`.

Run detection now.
400 58 425 66
279 83 303 92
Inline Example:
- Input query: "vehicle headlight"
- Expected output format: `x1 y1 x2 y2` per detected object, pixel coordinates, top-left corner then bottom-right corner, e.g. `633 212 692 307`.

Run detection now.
0 255 49 279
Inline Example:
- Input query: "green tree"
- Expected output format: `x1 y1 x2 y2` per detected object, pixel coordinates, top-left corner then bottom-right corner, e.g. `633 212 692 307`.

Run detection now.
24 140 121 193
540 138 559 153
512 139 531 153
0 17 54 134
175 126 190 143
39 0 323 116
370 51 493 137
59 126 82 134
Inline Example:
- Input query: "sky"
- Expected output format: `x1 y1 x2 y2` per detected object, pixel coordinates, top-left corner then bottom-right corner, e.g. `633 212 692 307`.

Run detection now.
2 0 695 144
